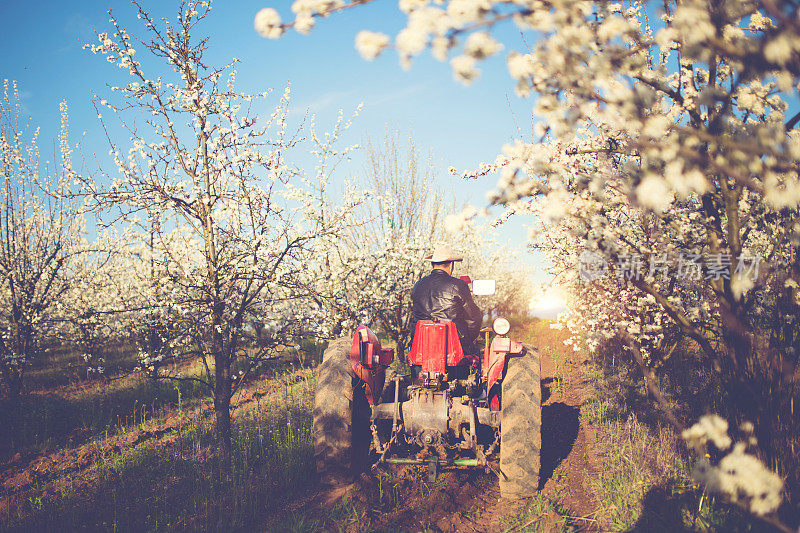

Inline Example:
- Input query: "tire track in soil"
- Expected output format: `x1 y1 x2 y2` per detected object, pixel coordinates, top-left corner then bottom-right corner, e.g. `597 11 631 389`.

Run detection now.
301 332 604 533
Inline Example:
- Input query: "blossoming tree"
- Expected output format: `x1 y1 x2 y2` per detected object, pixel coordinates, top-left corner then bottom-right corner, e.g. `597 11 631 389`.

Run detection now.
0 81 88 401
80 0 361 465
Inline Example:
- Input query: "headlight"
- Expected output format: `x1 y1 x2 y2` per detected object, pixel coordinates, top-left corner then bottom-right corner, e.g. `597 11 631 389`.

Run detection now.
493 317 510 335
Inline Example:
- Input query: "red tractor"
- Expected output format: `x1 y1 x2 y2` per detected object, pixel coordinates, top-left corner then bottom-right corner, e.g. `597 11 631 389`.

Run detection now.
313 280 541 499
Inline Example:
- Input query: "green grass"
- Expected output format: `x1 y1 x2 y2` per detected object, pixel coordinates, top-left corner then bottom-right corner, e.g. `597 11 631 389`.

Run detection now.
0 339 318 458
25 342 140 390
275 511 324 533
326 494 366 532
3 368 316 532
581 353 772 532
499 492 574 532
0 375 210 456
374 468 404 512
541 345 567 397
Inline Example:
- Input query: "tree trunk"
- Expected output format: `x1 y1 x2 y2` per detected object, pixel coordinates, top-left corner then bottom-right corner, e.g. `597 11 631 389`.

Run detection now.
0 354 23 402
201 153 232 473
214 388 232 475
4 370 22 402
394 332 406 364
212 299 232 474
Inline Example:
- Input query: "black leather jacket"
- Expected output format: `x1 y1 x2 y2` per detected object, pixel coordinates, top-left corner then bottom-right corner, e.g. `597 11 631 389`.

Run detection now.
410 269 483 348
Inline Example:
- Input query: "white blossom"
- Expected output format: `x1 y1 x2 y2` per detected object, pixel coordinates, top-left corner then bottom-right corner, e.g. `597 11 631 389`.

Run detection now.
635 176 674 213
399 0 428 13
463 32 502 59
294 12 315 34
355 30 390 61
682 414 732 452
450 55 479 84
254 8 283 39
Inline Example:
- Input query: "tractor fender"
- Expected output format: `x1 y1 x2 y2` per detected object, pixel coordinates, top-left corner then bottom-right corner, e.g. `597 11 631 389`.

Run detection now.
349 326 394 405
484 336 524 411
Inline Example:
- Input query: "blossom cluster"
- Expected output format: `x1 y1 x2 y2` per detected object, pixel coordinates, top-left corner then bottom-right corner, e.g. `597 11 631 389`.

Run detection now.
683 415 783 516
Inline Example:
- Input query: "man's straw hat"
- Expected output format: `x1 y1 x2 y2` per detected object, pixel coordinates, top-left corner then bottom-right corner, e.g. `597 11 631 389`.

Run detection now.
425 244 463 263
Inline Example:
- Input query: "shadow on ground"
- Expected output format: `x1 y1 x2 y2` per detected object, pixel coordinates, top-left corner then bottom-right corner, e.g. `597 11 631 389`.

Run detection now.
0 378 208 460
626 485 797 532
541 377 552 404
538 398 580 490
625 487 690 532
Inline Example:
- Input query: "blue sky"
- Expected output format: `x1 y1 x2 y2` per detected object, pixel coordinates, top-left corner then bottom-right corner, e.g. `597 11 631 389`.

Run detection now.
0 0 549 279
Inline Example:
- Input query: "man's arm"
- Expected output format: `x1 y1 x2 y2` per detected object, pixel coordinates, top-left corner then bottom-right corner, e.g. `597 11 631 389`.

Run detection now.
458 282 483 345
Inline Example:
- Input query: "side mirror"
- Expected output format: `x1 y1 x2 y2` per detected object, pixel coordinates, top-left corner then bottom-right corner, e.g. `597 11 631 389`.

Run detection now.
472 279 496 296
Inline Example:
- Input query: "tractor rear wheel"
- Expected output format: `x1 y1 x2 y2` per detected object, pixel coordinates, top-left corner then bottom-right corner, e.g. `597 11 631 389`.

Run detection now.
499 348 542 499
313 337 370 484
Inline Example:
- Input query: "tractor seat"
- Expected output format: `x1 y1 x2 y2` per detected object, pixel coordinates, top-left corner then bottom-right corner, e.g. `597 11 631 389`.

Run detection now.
406 320 467 374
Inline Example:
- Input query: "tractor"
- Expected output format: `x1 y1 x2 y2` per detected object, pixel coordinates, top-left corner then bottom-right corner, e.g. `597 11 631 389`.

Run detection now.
313 279 541 499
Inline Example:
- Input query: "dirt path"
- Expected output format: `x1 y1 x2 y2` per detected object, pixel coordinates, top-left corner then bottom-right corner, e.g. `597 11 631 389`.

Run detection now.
536 345 602 531
279 327 605 533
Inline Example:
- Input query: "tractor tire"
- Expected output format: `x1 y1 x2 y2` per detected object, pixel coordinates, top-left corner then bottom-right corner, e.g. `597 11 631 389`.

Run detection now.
313 337 370 484
499 348 542 499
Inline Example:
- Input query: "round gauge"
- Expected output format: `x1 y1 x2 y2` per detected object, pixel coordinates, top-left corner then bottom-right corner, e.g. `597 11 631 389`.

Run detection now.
493 317 510 335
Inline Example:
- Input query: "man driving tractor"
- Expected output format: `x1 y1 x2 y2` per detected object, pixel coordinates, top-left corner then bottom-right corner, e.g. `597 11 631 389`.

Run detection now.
313 242 541 499
410 244 483 357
